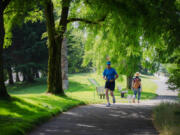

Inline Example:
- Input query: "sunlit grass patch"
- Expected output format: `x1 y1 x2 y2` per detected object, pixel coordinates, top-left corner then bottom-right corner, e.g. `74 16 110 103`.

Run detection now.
0 95 84 135
66 73 158 103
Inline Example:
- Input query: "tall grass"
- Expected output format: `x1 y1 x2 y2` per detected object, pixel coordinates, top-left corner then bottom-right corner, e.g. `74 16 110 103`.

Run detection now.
153 103 180 135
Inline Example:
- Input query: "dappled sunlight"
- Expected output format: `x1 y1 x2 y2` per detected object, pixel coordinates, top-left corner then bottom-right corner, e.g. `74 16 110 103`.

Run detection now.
0 94 83 135
63 112 82 117
77 123 96 128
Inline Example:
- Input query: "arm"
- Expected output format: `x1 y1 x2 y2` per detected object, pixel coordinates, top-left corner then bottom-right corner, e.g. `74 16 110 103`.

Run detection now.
140 80 142 91
115 74 119 80
103 70 107 80
131 80 134 89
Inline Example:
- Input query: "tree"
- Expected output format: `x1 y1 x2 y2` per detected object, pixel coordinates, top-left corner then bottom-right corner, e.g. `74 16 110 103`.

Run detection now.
44 0 105 94
3 21 47 83
82 0 178 89
67 30 91 74
44 0 67 94
0 0 12 98
0 0 43 98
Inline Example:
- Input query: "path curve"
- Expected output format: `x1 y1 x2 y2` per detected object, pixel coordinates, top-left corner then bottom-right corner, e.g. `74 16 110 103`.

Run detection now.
29 78 178 135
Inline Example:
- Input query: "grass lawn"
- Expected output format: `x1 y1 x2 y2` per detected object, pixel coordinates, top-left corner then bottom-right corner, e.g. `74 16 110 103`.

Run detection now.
153 103 180 135
0 95 83 135
66 73 158 103
0 73 158 135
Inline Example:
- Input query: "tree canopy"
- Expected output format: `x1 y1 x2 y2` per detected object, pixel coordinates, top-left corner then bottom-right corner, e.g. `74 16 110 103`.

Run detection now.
0 0 179 98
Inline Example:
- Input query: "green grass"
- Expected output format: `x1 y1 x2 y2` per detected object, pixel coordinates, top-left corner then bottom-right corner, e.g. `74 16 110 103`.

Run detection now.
0 73 158 135
66 73 158 103
153 103 180 135
0 95 84 135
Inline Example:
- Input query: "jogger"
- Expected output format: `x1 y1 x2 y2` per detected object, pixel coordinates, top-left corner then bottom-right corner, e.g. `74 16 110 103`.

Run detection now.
103 61 118 107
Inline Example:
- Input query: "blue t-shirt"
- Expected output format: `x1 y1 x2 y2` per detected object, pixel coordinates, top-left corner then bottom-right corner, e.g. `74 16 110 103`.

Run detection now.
103 68 117 81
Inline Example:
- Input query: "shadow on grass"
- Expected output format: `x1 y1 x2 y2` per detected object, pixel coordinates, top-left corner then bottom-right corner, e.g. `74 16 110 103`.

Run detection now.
7 78 47 95
8 78 92 95
0 95 84 135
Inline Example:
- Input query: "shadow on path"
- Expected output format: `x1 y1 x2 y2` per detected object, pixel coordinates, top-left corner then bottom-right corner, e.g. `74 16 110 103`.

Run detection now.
29 104 158 135
29 78 179 135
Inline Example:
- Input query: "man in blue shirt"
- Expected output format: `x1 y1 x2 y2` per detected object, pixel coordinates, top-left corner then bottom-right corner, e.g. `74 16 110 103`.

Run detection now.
103 61 119 107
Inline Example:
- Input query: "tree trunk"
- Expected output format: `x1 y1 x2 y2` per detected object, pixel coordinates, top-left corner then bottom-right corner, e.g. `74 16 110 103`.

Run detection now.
61 37 69 90
16 72 20 82
126 75 133 89
27 74 34 82
7 66 14 85
44 0 70 95
22 72 27 82
35 71 40 78
32 68 39 79
0 11 9 98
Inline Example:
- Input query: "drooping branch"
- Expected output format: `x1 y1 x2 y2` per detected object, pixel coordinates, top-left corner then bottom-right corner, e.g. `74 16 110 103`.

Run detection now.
4 9 40 15
67 15 106 24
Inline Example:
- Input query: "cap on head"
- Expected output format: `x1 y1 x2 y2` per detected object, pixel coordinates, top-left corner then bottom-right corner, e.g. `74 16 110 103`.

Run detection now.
107 61 111 65
135 72 140 76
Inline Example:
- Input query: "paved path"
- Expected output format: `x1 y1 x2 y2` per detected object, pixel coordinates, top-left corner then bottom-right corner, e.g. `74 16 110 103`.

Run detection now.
141 78 179 105
29 78 178 135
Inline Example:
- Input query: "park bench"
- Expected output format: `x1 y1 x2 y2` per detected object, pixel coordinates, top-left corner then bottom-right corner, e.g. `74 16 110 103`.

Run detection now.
88 78 105 99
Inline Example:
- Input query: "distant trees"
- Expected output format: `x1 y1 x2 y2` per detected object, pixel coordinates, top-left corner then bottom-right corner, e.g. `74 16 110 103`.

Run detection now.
67 30 92 74
3 21 48 83
0 0 43 98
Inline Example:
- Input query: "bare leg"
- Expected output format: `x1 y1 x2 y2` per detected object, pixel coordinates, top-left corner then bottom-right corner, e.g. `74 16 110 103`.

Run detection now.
110 91 114 97
133 98 135 103
105 88 109 103
137 90 141 104
110 91 115 103
133 90 137 103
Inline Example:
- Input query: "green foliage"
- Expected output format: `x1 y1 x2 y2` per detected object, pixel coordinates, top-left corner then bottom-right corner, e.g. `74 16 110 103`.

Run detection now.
4 21 48 82
79 1 172 78
3 0 44 47
164 64 180 90
67 29 92 73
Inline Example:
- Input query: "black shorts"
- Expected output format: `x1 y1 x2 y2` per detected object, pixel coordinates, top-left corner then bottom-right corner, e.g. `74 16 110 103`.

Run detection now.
105 81 115 91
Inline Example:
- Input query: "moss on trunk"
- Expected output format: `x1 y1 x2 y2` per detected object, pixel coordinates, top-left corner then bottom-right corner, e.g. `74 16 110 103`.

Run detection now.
44 0 70 95
0 12 10 98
